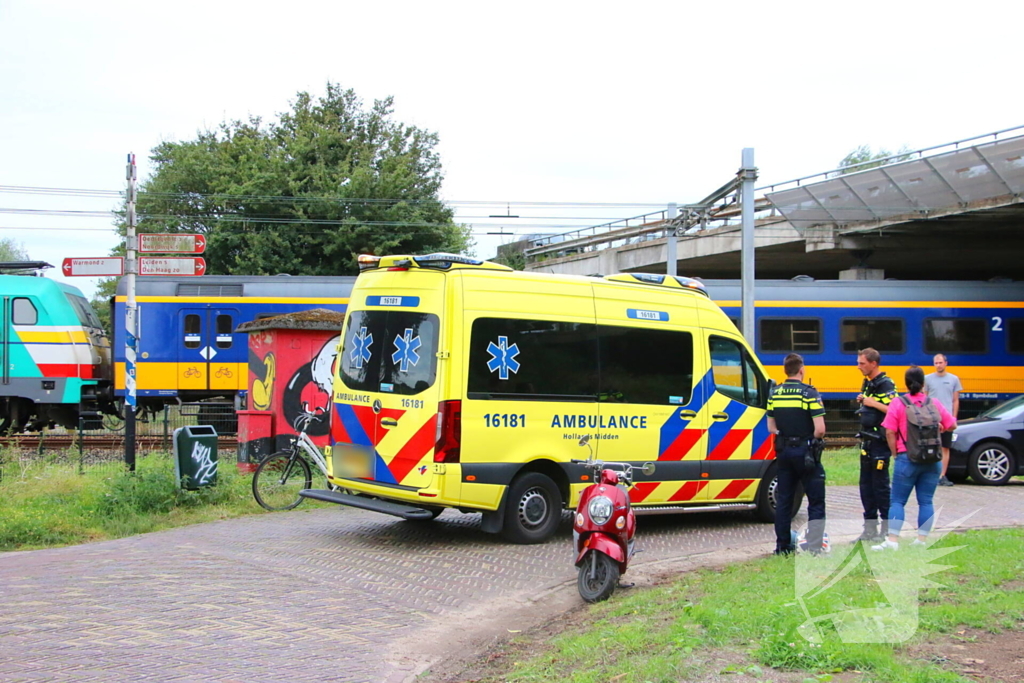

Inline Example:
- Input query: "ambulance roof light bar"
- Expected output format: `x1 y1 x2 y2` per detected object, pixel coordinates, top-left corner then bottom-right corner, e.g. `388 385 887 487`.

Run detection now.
604 272 709 296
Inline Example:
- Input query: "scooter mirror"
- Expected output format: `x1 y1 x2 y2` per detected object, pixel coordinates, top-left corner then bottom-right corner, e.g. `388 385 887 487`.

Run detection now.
578 435 591 447
641 462 656 476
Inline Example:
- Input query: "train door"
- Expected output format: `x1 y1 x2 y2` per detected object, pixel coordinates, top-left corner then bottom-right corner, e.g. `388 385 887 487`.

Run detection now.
178 307 241 391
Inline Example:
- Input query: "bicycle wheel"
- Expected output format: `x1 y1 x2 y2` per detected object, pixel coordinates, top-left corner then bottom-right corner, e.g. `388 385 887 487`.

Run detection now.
252 451 313 511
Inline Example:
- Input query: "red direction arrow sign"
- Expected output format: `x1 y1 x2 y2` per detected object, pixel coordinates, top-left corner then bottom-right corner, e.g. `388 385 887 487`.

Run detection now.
62 257 124 276
138 233 206 254
139 257 207 276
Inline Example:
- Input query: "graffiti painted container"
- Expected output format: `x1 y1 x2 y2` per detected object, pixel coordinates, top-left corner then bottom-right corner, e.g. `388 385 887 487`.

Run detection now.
236 309 344 465
173 425 219 490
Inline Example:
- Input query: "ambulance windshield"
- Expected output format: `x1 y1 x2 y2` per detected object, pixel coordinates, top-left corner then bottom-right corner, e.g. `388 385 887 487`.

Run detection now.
339 310 439 395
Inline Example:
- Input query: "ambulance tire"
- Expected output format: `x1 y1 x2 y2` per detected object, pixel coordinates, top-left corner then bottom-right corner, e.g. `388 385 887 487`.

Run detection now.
502 472 561 544
754 463 803 523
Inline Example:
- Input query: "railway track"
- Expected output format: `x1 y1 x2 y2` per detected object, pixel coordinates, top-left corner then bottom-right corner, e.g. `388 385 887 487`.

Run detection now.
0 435 239 451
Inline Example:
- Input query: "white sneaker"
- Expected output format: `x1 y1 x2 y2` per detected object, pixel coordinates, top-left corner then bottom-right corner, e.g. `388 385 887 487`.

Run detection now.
911 539 928 548
871 539 899 551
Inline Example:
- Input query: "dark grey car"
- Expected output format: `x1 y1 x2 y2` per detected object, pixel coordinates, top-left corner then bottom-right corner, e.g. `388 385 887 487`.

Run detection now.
948 395 1024 485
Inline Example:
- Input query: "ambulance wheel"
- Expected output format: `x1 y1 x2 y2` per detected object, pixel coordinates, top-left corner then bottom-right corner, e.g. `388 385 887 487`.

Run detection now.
502 472 561 544
755 463 803 522
407 506 445 522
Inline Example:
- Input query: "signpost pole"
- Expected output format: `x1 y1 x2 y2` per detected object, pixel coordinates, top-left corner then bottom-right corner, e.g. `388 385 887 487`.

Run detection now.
740 148 758 344
125 154 138 472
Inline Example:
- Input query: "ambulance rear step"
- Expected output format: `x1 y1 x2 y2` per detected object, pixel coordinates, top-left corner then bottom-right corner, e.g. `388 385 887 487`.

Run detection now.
633 502 757 516
299 489 438 520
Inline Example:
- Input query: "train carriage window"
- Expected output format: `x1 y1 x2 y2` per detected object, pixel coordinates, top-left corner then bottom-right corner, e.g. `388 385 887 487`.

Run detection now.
184 314 201 349
215 314 233 349
760 318 821 353
12 298 37 325
1007 319 1024 354
924 318 987 354
841 319 904 354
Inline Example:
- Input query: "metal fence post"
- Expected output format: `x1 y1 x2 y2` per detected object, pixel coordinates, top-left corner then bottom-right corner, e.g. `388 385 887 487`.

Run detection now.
163 405 170 452
77 412 85 475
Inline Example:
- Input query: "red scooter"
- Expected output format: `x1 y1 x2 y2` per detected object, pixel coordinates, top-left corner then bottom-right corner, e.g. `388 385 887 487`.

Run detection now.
572 436 656 603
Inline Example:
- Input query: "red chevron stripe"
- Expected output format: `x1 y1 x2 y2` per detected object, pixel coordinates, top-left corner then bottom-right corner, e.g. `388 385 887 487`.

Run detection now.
707 429 751 460
752 435 775 460
386 416 438 483
661 429 704 461
628 482 659 504
669 480 708 502
714 479 755 500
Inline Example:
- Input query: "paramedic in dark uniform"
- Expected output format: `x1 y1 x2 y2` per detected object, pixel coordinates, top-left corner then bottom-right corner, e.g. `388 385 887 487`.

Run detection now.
854 347 897 543
767 353 827 555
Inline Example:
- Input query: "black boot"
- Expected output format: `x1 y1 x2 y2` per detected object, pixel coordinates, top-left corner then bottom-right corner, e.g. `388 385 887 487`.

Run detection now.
852 519 878 543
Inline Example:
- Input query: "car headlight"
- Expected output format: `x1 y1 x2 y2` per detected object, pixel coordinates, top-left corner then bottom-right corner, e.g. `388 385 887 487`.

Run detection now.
588 496 614 525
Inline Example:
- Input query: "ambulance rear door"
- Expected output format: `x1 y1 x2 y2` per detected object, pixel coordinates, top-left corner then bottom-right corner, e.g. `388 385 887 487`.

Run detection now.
592 288 710 504
334 274 445 491
701 334 772 503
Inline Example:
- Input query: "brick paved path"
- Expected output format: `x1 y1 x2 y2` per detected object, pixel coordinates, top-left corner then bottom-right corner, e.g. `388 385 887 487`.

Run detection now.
1 483 1020 683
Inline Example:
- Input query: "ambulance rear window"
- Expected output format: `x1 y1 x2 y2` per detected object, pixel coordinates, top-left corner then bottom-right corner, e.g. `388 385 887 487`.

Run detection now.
339 310 439 395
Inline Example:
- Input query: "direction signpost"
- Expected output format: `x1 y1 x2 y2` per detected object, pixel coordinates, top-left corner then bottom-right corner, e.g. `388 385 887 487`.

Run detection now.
61 257 124 277
139 257 206 276
138 233 206 254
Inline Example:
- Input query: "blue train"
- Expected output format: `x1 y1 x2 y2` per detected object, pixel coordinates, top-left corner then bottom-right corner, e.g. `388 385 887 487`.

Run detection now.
112 275 355 421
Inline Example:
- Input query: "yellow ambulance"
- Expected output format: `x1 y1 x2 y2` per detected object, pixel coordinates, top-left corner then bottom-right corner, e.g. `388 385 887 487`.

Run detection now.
310 253 788 543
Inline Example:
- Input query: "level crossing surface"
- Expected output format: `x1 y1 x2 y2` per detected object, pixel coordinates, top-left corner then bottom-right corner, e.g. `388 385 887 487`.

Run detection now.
1 483 1021 683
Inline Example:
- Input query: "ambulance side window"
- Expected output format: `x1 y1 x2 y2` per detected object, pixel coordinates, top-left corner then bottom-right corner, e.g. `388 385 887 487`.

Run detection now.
467 318 598 401
709 336 766 408
596 325 693 405
339 310 439 395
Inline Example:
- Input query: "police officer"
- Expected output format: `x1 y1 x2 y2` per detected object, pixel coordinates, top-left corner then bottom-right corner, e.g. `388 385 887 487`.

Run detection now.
767 353 827 555
854 347 896 543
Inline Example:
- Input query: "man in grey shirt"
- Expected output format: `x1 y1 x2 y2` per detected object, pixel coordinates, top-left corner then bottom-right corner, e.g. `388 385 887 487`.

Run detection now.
925 353 962 486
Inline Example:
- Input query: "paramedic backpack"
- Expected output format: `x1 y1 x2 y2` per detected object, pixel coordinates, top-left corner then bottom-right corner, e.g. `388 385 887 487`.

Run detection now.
900 396 943 464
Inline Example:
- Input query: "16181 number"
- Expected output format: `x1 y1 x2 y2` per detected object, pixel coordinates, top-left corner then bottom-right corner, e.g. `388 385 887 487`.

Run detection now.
484 413 527 428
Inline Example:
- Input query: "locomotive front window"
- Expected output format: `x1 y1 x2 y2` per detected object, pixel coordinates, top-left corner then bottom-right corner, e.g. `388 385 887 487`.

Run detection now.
924 318 986 354
12 298 37 325
184 314 201 349
841 319 904 354
216 314 233 349
760 318 821 353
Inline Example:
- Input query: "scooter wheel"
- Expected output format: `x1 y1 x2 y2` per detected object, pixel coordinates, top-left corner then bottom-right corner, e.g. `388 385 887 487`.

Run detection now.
577 552 620 603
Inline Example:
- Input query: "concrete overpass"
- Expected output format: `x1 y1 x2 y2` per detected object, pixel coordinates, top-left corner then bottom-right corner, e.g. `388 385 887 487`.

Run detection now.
518 127 1024 281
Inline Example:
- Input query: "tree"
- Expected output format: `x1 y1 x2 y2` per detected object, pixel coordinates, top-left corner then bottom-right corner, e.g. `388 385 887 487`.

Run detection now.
836 144 913 175
121 83 471 276
0 238 29 262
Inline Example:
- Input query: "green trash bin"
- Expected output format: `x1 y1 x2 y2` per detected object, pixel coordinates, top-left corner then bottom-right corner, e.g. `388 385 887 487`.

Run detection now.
173 425 219 490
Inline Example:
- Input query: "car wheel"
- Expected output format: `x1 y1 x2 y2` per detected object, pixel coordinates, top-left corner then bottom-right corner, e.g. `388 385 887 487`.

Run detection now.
755 463 803 522
501 472 561 544
968 442 1016 486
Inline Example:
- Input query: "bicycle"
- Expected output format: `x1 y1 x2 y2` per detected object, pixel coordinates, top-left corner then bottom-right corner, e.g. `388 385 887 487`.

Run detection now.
251 408 336 511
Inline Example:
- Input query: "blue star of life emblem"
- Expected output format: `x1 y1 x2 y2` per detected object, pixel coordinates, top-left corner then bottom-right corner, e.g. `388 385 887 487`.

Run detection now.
486 335 521 380
350 327 373 369
391 328 422 372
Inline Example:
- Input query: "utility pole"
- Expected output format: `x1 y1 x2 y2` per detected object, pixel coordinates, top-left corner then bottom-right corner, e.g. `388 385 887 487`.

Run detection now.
125 154 138 471
666 203 677 277
740 148 758 344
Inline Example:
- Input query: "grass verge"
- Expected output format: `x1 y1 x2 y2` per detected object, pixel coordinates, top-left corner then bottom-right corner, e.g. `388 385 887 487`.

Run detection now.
0 450 267 551
822 447 860 486
450 527 1024 683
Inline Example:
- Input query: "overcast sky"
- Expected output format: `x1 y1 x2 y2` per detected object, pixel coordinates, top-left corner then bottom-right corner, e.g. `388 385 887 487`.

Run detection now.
2 0 1022 299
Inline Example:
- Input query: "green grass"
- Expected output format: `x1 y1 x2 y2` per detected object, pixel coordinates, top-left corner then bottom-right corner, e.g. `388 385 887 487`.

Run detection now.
473 527 1024 683
0 449 262 551
822 447 861 486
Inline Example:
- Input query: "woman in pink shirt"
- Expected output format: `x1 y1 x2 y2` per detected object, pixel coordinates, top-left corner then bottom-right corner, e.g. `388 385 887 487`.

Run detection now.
873 366 956 550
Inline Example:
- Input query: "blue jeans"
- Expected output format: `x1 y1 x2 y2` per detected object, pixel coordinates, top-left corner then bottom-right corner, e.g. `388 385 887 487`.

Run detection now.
888 453 942 536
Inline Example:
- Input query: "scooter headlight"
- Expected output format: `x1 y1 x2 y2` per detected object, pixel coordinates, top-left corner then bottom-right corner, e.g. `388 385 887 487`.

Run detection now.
588 495 614 525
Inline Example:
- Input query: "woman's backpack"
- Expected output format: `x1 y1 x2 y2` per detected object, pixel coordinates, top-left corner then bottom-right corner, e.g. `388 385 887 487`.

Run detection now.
900 396 943 464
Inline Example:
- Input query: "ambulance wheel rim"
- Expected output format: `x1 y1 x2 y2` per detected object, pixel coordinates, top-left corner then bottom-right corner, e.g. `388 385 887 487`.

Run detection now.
518 487 550 528
767 476 780 512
